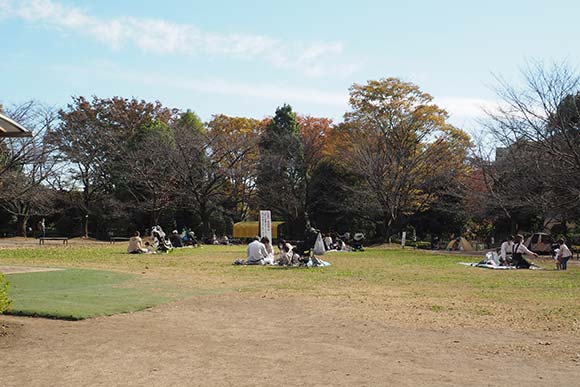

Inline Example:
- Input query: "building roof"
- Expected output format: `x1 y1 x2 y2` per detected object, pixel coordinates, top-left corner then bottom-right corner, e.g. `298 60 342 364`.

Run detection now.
0 113 32 138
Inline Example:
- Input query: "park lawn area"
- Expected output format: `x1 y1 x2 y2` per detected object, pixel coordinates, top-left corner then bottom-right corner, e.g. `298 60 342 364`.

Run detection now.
4 268 190 320
1 244 579 331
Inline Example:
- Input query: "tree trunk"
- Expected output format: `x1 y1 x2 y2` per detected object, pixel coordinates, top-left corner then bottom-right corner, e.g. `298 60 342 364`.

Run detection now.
17 215 29 238
199 205 211 239
83 215 89 238
383 211 396 242
151 194 160 226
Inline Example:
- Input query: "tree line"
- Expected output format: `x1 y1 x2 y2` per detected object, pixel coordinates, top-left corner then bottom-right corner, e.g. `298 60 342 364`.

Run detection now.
2 64 580 243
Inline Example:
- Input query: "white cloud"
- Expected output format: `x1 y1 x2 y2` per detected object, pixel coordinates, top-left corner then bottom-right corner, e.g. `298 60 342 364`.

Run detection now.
51 63 350 107
436 97 498 119
6 0 359 77
50 62 498 122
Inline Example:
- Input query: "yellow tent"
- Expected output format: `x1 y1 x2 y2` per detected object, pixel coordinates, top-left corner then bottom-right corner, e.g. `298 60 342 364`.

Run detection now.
233 221 284 239
446 237 473 251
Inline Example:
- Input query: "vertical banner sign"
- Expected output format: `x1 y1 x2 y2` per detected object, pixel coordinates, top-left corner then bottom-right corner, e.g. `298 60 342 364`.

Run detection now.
401 232 406 249
260 210 272 242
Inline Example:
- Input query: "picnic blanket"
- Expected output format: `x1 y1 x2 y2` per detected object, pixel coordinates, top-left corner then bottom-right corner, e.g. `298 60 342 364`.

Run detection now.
233 257 331 267
458 251 543 270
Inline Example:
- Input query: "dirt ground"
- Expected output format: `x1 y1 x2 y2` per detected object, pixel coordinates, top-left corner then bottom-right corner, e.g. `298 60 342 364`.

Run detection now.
0 293 578 387
0 237 109 249
1 238 579 386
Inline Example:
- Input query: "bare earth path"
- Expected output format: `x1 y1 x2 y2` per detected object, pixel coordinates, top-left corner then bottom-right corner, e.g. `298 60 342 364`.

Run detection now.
2 293 579 387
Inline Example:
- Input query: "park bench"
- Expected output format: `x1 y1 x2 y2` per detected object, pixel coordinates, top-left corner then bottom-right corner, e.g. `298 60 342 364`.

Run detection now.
39 237 69 246
109 236 130 244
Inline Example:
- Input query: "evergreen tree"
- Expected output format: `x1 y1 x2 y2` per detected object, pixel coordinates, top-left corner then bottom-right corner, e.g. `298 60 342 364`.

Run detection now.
256 104 307 239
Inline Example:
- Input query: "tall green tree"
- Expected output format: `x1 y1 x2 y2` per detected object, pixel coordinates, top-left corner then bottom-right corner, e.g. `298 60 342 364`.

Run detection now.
257 104 307 239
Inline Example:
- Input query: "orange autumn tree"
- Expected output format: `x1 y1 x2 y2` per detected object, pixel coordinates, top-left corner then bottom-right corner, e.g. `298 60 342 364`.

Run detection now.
297 115 334 178
344 77 471 238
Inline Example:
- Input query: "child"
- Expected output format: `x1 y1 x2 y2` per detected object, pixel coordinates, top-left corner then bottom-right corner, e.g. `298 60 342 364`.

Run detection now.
556 239 573 271
144 241 157 254
553 246 562 270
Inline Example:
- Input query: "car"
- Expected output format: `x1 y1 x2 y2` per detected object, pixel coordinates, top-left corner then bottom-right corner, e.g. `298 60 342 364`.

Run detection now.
524 232 554 255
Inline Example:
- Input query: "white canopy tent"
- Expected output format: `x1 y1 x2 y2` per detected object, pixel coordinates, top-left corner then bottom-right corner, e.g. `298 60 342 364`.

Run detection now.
0 112 32 137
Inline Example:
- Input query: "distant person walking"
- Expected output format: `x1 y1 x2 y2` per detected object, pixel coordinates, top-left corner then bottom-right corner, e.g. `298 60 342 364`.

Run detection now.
37 218 46 238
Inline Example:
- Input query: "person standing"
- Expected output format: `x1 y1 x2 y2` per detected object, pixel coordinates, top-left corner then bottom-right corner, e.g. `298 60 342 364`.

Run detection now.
512 234 539 269
556 239 573 270
37 218 46 238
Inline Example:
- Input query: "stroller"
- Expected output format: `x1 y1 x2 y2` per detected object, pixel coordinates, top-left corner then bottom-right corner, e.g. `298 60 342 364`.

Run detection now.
151 225 173 253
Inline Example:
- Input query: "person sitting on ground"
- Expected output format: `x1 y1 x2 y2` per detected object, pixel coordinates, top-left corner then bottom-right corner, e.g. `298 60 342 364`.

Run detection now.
261 237 275 264
144 242 156 254
128 231 147 254
182 229 199 247
499 235 514 265
246 236 268 265
556 238 573 271
279 239 293 252
512 234 539 269
170 230 184 248
276 243 293 266
323 233 334 250
353 232 365 251
220 235 230 245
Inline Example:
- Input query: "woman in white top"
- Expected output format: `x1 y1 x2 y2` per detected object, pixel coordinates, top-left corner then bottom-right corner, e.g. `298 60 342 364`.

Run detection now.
556 239 573 270
261 237 275 265
499 235 514 264
512 234 539 269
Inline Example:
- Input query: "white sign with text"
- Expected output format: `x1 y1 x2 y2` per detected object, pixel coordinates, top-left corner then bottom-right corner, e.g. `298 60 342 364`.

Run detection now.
260 210 272 243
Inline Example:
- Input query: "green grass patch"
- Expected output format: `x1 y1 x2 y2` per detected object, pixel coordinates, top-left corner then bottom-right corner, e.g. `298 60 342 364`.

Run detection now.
1 244 579 328
4 268 186 320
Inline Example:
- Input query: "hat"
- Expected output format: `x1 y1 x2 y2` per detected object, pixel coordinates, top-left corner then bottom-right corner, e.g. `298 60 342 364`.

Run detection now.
172 230 178 234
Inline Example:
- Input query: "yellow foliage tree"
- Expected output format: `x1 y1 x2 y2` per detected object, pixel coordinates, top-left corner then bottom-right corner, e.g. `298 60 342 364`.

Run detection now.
345 78 471 238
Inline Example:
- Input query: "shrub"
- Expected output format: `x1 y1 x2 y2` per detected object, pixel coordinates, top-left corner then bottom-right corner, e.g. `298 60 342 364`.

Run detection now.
0 273 11 314
416 241 432 250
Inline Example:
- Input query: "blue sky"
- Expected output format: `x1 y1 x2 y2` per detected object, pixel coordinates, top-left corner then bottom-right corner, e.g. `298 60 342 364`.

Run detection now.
1 0 579 130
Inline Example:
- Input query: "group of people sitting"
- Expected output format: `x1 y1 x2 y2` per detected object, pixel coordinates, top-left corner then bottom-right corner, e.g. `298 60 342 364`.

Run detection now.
233 236 329 267
320 232 364 252
168 229 199 248
127 226 199 254
127 231 155 254
499 234 573 270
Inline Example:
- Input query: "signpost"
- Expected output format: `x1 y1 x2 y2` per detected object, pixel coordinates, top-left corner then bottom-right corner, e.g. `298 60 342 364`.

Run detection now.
260 210 272 242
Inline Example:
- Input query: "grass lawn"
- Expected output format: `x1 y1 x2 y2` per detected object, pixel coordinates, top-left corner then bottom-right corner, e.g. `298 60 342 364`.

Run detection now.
1 243 579 330
4 268 187 320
